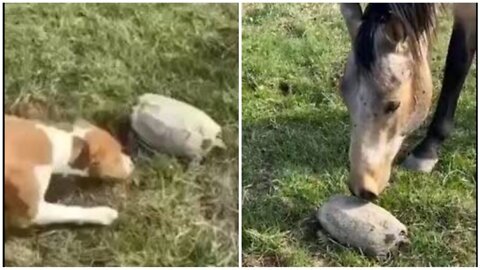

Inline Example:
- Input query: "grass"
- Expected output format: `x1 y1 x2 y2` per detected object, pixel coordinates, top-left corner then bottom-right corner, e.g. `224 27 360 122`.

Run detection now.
242 3 476 267
5 3 238 266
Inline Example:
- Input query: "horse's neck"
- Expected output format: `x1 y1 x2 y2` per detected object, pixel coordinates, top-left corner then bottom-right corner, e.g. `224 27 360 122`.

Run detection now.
406 52 433 133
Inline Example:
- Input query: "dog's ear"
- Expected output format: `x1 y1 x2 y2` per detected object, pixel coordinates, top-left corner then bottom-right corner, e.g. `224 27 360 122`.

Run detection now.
69 136 90 170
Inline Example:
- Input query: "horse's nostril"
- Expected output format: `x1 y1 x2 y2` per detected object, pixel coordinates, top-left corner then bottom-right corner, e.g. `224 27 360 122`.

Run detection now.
359 189 378 201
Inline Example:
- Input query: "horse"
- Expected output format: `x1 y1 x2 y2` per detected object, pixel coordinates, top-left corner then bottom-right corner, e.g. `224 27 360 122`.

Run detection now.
339 3 477 200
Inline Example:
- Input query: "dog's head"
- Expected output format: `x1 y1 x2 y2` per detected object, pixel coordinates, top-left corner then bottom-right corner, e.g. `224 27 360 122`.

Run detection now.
69 121 134 180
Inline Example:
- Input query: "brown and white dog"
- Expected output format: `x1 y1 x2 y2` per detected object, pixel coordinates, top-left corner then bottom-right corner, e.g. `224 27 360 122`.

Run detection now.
5 115 134 228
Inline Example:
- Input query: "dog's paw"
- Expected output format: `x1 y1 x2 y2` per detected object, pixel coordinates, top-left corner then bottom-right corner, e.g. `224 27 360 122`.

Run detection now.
92 207 119 225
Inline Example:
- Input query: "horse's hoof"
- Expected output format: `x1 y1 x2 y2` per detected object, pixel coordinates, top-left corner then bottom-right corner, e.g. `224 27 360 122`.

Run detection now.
402 154 438 173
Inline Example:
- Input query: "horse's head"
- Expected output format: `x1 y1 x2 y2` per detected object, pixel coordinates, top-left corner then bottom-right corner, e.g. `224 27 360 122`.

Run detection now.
340 4 435 199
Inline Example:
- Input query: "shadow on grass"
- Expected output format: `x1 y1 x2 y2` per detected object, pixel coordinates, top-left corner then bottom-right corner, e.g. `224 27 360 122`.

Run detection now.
242 104 351 264
242 106 350 186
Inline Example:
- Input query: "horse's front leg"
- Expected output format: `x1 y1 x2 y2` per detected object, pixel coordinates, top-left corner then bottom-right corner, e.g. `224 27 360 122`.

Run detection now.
404 15 476 172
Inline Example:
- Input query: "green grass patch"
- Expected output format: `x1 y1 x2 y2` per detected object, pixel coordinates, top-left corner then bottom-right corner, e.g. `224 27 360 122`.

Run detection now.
5 3 238 266
242 3 476 266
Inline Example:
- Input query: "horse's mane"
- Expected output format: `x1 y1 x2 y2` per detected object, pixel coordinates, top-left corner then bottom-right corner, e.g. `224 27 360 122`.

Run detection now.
354 3 438 71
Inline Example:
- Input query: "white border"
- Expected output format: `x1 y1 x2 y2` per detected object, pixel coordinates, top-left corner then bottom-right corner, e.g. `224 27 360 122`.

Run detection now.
476 1 479 266
11 0 222 2
3 0 480 3
2 1 480 268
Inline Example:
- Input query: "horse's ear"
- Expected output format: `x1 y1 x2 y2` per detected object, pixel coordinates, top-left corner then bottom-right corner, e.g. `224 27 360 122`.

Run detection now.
384 16 406 44
340 4 363 44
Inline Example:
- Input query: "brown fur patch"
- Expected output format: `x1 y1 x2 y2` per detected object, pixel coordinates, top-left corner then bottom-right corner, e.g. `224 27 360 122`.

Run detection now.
5 115 54 227
6 115 52 165
5 163 40 227
5 179 30 220
69 136 90 170
82 128 131 180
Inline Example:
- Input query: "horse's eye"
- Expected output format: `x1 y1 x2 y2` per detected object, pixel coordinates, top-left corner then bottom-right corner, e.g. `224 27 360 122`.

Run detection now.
384 101 400 114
